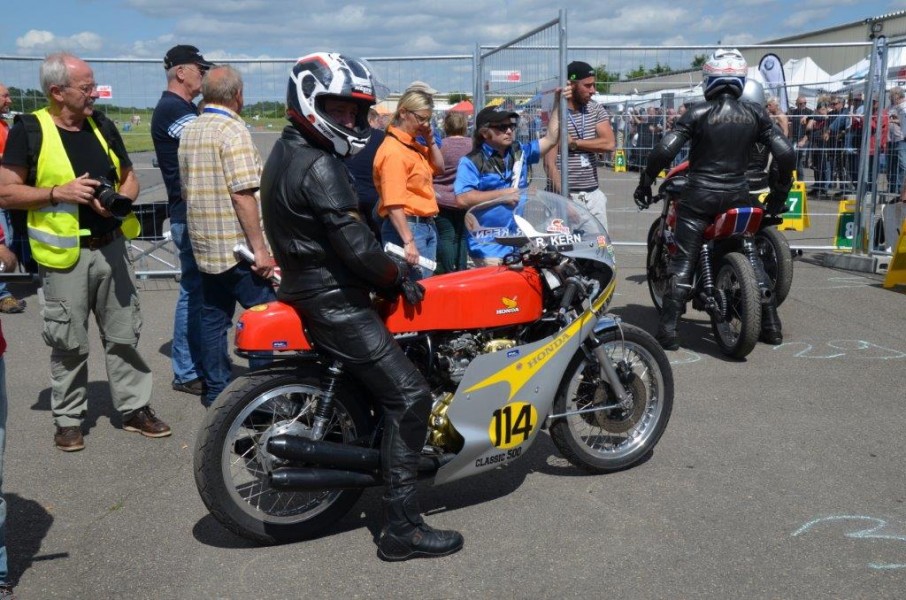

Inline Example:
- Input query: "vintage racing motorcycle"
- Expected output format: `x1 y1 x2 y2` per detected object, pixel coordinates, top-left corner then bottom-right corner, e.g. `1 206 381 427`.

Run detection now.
644 161 793 359
194 190 674 545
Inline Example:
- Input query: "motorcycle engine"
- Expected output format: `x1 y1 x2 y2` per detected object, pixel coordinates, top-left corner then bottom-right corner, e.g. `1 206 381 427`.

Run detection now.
435 333 516 385
429 333 516 451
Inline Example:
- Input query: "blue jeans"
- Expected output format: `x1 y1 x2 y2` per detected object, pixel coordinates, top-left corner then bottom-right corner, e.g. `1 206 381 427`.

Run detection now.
380 219 437 280
0 357 8 584
200 262 276 405
169 221 203 385
0 212 12 300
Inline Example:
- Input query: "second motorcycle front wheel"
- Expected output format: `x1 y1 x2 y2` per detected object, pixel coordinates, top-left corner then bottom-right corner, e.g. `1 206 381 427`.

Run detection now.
549 323 674 473
193 365 372 545
755 227 793 307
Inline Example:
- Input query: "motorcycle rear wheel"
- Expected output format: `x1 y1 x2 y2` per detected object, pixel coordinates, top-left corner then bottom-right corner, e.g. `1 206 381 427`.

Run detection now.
755 227 793 307
646 217 669 312
194 365 372 545
711 253 761 359
549 324 673 473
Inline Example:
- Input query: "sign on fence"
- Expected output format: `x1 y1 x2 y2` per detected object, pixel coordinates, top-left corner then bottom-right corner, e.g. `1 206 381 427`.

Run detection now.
489 70 521 82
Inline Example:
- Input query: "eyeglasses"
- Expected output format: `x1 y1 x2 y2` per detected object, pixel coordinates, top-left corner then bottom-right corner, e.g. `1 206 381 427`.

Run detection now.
409 111 432 125
489 123 516 132
182 64 209 75
62 83 98 95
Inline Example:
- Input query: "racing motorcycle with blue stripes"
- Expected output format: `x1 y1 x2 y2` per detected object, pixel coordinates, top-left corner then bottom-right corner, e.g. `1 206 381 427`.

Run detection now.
194 190 673 545
645 161 791 359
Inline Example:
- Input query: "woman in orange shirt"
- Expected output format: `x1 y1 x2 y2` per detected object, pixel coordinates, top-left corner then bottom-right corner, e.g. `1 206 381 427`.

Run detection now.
374 90 444 278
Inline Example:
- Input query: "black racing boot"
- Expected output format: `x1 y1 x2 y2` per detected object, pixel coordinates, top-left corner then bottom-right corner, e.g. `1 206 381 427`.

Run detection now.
759 302 783 345
377 489 464 562
655 294 683 351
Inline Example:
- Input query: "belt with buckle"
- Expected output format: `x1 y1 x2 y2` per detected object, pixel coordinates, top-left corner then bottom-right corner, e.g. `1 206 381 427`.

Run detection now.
80 229 122 250
405 215 436 224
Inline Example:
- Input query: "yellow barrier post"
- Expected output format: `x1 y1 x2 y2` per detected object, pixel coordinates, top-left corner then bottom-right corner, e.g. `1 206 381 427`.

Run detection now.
833 200 856 250
883 217 906 289
780 180 810 231
613 149 626 173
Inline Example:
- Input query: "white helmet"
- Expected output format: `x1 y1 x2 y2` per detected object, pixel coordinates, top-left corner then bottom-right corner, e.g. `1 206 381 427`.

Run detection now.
702 48 747 100
287 52 378 157
740 79 766 107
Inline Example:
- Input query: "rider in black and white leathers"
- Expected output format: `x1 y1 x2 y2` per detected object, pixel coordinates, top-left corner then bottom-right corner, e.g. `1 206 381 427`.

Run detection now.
260 53 463 562
634 50 795 350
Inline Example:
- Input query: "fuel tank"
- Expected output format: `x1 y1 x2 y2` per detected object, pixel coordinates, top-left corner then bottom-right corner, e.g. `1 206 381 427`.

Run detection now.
234 266 544 353
381 265 543 333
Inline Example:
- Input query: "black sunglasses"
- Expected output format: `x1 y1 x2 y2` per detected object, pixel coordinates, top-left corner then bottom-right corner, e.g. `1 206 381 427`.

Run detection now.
489 123 516 132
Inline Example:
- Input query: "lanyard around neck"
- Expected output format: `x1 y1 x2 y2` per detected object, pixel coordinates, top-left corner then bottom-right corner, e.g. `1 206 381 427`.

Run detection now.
203 107 233 119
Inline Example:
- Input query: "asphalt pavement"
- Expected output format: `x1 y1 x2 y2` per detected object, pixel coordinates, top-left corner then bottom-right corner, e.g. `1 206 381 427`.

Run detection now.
1 143 905 599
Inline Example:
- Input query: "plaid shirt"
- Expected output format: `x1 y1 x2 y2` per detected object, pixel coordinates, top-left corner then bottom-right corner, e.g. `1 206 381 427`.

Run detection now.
179 104 262 274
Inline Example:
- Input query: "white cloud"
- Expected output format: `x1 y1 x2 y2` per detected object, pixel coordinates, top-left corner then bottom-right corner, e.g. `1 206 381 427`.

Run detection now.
16 29 104 54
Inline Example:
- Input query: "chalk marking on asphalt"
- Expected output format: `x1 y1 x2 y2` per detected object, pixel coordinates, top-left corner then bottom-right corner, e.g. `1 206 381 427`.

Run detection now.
792 515 906 570
668 349 702 365
771 340 906 360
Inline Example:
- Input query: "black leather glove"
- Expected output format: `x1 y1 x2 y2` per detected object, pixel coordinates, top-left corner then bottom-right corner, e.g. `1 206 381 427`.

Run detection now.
399 278 425 305
382 256 425 305
634 184 653 210
765 189 789 216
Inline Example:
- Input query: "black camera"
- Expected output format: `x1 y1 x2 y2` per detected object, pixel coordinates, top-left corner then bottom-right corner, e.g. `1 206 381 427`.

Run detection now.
93 176 132 220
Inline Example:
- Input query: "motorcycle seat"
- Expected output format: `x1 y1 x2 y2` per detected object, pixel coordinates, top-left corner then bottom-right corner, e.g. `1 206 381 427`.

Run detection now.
704 206 764 240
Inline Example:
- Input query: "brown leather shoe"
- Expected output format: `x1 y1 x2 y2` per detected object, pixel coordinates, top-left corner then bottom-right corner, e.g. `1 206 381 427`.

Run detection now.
54 426 85 452
123 406 172 438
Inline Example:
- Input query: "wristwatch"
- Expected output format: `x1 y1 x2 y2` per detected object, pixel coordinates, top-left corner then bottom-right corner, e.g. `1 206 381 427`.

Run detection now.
568 140 578 152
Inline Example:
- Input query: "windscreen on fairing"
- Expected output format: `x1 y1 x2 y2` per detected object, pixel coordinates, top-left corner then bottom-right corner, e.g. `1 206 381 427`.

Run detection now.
464 189 614 267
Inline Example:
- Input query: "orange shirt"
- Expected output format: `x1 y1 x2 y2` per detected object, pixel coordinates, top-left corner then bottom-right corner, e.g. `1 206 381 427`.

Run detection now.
0 119 9 159
373 125 441 218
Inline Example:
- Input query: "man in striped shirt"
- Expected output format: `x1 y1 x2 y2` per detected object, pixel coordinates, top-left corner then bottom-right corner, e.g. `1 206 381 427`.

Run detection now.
151 44 213 397
543 61 615 230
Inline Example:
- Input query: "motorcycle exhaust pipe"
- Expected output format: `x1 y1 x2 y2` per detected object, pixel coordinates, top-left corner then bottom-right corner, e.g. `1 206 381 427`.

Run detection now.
267 435 455 474
267 435 380 471
270 467 381 490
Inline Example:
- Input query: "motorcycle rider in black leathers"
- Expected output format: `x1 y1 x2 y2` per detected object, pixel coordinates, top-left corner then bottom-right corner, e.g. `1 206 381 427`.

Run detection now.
634 49 796 351
259 53 463 561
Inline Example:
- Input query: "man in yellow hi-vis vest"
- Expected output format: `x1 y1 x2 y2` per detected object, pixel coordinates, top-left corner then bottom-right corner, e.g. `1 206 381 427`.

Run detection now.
0 52 170 451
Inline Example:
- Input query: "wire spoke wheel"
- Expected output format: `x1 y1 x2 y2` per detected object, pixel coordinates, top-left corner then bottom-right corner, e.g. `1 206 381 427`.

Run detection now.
550 324 673 473
194 367 370 544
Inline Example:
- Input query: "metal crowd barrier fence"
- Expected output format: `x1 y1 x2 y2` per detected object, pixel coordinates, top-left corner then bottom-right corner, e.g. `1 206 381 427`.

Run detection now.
477 11 567 193
2 34 904 275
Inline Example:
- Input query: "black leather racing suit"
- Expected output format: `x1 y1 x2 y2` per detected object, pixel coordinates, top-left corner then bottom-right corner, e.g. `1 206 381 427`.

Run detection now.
642 92 795 339
260 125 433 525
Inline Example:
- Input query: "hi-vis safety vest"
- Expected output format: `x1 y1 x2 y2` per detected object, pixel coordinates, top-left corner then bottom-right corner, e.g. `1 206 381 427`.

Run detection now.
28 108 140 268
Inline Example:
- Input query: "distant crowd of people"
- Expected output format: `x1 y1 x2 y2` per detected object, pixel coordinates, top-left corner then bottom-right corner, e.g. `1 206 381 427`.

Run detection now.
615 87 906 203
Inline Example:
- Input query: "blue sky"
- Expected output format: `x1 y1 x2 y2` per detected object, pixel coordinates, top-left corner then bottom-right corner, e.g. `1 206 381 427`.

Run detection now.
0 0 898 60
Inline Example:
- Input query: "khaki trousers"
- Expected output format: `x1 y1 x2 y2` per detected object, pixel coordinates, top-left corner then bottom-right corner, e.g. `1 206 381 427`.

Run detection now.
40 236 151 427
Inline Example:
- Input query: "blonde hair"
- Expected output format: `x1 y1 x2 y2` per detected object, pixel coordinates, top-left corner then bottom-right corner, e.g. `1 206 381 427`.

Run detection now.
392 90 434 126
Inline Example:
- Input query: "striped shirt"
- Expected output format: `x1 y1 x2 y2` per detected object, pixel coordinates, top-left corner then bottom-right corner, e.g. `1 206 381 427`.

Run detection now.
556 99 609 192
179 104 262 274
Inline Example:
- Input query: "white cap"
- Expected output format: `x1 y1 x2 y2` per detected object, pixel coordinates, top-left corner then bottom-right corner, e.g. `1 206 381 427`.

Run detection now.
406 80 438 95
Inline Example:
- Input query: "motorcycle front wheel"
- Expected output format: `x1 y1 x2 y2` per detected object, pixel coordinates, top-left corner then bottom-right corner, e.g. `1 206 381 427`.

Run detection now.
755 227 793 307
711 252 761 359
646 217 670 312
194 365 372 545
549 324 673 473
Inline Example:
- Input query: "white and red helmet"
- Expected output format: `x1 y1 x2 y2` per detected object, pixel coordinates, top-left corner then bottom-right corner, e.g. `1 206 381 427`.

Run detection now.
702 48 747 100
287 52 378 157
